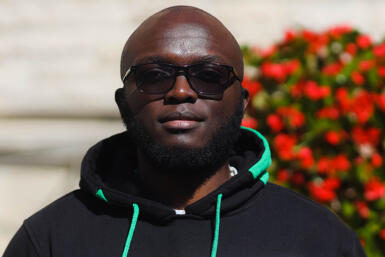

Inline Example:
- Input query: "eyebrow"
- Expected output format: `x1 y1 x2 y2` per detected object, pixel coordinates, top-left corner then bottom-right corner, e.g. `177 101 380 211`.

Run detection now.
135 55 223 65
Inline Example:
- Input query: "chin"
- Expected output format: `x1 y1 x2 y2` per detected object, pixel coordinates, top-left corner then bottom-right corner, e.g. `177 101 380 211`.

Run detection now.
156 129 213 149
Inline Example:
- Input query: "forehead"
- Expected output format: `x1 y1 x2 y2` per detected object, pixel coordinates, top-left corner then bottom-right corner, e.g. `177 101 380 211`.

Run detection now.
129 22 236 66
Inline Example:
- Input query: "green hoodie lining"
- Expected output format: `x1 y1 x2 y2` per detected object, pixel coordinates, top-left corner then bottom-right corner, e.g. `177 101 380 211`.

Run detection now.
240 126 271 184
96 189 108 202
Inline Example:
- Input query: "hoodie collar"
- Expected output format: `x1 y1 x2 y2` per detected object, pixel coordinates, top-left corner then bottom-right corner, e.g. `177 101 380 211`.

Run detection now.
79 127 271 221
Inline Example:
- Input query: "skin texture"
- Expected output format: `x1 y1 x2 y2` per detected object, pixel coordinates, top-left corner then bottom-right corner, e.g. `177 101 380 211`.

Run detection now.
116 6 247 209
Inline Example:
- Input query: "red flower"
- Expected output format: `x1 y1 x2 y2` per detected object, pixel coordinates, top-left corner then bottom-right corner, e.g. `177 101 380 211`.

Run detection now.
356 35 372 49
345 43 357 55
349 91 374 123
376 93 385 111
276 107 305 129
352 126 381 146
325 131 342 145
328 25 352 38
317 155 351 174
261 60 300 81
323 177 341 190
284 29 296 42
332 154 351 172
308 179 340 203
322 63 342 76
308 34 329 53
290 112 305 128
318 86 331 98
297 147 314 169
317 157 330 174
290 82 304 98
351 71 365 86
304 81 320 100
276 169 290 182
283 59 300 74
241 117 258 129
355 201 370 219
317 107 340 120
359 60 375 72
380 228 385 240
373 43 385 58
267 114 284 132
261 62 287 81
304 81 330 100
371 153 383 168
364 177 385 201
274 134 297 161
302 29 317 42
336 88 350 112
377 67 385 78
242 76 262 98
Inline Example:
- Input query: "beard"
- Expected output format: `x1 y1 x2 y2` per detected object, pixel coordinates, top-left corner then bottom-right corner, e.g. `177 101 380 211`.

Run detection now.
118 97 244 176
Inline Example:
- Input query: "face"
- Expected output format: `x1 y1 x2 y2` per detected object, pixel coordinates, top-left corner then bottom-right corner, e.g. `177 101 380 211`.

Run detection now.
120 22 246 151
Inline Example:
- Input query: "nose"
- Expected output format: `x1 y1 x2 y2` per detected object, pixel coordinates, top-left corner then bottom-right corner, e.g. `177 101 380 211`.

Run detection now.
164 74 198 104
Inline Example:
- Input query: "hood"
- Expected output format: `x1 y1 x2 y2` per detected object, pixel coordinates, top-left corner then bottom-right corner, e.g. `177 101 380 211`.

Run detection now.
79 126 271 222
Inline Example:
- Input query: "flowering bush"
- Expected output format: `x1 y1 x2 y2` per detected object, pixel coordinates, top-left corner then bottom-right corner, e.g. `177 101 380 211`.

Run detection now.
241 25 385 256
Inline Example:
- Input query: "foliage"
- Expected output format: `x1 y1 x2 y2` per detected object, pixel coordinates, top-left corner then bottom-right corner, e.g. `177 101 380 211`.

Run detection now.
241 25 385 256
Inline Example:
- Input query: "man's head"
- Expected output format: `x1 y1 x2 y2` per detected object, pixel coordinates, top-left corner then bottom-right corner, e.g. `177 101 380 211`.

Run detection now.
116 6 248 173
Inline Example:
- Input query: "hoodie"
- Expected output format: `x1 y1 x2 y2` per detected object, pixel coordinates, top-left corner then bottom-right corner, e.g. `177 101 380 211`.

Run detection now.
3 127 366 257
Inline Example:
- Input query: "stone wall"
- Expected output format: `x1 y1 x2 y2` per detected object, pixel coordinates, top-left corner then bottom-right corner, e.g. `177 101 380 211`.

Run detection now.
2 0 385 252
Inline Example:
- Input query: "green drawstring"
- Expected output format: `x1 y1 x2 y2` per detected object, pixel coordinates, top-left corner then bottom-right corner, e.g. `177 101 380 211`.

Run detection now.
98 189 222 257
122 203 139 257
210 194 223 257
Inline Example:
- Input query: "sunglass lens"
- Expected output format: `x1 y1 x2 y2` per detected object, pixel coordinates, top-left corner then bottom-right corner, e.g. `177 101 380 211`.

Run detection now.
135 64 175 94
189 64 229 98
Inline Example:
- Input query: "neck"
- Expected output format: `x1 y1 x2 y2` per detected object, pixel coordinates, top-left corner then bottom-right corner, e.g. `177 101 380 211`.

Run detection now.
137 151 232 209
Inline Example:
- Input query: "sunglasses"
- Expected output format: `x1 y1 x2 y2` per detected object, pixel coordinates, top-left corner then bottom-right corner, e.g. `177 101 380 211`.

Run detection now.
122 62 241 100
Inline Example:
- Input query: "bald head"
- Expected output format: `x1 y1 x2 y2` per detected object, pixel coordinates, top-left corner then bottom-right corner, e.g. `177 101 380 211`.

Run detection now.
120 6 244 81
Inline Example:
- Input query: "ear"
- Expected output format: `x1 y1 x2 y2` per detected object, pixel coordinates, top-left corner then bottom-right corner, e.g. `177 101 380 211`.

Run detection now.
115 88 125 109
241 88 249 113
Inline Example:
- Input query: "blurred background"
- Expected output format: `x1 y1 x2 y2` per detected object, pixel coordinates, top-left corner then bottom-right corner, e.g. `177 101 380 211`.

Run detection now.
1 0 385 255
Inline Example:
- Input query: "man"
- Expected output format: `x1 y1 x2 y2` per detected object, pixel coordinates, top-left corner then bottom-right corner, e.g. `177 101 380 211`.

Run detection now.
4 6 366 257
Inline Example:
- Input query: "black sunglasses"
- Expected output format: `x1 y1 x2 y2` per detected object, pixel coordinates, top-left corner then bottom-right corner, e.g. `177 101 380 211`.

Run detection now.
122 62 241 100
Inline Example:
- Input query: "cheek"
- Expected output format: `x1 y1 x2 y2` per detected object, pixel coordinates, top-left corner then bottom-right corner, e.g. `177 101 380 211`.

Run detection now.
212 86 242 120
124 86 164 114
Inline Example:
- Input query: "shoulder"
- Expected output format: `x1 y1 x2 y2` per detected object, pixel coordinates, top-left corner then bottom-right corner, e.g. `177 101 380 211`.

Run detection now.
240 182 366 256
261 182 338 216
25 190 90 226
23 189 108 242
5 190 92 257
254 182 356 241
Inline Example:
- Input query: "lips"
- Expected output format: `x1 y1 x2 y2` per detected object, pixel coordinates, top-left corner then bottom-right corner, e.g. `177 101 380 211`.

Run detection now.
159 112 204 130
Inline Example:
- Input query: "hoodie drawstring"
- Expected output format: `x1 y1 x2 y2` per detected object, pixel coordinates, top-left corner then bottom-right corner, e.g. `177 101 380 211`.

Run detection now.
98 189 222 257
122 203 139 257
210 193 223 257
122 195 222 257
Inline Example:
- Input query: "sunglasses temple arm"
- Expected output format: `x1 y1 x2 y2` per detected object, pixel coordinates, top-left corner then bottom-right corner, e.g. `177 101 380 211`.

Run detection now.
232 68 242 82
122 67 132 82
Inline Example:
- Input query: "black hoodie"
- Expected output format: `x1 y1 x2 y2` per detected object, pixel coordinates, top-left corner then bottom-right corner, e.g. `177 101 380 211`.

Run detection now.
3 127 366 257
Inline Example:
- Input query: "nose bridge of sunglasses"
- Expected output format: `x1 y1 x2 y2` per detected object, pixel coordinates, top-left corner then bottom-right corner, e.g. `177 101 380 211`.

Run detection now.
167 72 198 97
174 72 193 88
